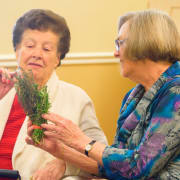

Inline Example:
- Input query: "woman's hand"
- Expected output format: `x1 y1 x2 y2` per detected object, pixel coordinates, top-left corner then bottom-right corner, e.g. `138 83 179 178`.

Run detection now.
31 159 66 180
26 116 104 175
26 119 75 159
0 68 17 100
41 113 91 152
26 119 62 158
26 113 91 154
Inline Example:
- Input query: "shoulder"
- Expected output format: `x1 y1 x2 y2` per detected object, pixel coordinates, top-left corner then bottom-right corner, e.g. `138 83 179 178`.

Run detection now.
159 76 180 96
48 72 90 99
58 80 92 101
58 80 89 95
151 77 180 112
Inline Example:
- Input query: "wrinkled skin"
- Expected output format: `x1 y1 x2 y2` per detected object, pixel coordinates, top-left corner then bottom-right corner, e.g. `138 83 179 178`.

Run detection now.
31 159 66 180
0 68 17 100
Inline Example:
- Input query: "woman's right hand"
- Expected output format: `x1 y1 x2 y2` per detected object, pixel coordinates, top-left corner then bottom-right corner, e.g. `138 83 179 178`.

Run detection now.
0 68 17 100
31 159 66 180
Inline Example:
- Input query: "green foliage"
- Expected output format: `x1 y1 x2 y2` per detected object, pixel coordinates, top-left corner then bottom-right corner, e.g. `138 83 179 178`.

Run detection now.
14 70 51 144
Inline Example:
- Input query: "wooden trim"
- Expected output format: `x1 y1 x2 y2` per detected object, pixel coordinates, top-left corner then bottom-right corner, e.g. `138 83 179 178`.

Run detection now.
0 52 119 67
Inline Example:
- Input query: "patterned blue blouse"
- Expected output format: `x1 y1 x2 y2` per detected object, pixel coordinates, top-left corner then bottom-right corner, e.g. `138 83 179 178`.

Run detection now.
99 61 180 179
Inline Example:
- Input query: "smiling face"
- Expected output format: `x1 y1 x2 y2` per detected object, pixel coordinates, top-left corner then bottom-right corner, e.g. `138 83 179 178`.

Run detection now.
15 29 60 86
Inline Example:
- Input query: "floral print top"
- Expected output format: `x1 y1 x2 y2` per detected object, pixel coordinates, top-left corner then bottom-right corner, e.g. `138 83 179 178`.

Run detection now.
99 61 180 179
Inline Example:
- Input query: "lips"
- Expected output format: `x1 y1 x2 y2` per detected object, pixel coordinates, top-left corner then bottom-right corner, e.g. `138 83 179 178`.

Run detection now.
28 62 43 67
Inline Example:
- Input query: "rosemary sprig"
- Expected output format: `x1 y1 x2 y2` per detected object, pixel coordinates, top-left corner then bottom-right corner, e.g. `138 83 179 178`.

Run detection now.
14 70 51 144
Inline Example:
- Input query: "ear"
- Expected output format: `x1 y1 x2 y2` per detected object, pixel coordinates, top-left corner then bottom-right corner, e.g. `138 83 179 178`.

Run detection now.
15 45 20 59
55 53 61 67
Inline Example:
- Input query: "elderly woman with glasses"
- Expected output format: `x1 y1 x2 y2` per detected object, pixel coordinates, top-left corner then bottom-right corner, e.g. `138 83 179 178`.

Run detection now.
26 9 180 179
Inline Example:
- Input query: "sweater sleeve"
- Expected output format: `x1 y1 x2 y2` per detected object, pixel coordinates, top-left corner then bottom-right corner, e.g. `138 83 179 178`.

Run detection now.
99 85 180 179
79 101 108 145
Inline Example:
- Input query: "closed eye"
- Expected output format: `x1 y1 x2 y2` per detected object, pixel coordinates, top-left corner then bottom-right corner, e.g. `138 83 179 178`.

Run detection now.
26 45 33 48
44 48 51 51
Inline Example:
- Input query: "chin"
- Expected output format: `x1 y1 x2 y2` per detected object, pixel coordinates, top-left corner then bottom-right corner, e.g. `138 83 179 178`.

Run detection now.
27 68 41 74
121 71 129 78
28 70 42 80
120 70 125 77
33 71 42 79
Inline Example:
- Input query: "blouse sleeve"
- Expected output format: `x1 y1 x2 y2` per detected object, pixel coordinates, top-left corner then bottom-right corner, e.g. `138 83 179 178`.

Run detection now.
99 85 180 179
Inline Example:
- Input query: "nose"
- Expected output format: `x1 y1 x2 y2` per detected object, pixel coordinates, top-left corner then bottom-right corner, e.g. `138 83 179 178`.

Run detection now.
32 47 43 60
114 49 120 58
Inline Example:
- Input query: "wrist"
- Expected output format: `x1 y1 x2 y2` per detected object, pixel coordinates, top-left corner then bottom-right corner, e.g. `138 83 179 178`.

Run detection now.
84 140 97 157
74 136 92 153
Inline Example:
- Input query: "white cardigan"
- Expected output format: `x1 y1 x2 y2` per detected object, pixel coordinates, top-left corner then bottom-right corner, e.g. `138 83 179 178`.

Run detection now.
0 71 107 180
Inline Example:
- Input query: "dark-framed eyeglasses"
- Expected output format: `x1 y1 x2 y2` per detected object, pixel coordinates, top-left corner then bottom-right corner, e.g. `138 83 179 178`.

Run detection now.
115 38 128 51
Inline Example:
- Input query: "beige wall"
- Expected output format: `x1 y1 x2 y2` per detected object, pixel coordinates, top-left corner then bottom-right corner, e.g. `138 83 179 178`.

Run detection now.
2 0 179 144
148 0 180 32
0 0 147 54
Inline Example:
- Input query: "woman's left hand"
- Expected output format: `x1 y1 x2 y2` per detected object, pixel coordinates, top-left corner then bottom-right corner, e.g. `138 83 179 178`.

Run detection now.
26 119 68 158
31 159 66 180
41 113 91 151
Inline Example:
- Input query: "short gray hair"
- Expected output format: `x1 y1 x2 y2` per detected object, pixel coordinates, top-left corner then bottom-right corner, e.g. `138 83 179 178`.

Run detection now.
118 9 180 63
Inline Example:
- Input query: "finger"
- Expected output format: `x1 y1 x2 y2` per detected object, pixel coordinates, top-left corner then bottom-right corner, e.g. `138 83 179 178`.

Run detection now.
42 113 65 125
27 118 32 126
1 69 15 84
10 71 18 83
43 131 60 139
10 71 17 78
27 125 35 136
4 68 11 79
1 69 8 83
25 136 34 145
25 136 42 149
3 69 12 84
0 69 2 77
41 123 61 134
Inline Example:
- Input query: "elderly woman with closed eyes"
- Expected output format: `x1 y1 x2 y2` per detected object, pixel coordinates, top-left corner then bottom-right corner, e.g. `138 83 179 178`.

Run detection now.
27 9 180 180
0 9 107 180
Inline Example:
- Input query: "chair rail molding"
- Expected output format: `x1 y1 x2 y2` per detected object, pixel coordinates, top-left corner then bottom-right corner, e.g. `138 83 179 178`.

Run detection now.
0 52 119 67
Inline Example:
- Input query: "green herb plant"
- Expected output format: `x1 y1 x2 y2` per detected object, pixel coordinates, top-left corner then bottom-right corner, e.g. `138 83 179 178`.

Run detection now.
14 70 51 144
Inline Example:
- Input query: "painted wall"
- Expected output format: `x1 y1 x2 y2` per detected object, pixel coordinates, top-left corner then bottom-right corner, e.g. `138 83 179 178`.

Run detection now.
0 0 147 54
